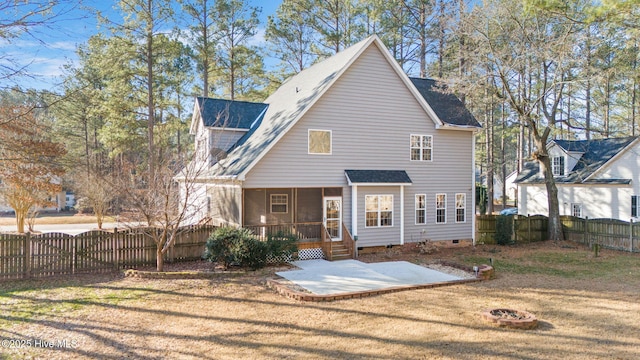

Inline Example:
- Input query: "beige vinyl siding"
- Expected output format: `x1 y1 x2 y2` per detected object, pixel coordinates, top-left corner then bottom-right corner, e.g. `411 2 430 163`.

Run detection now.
209 129 246 152
208 185 242 226
245 43 473 243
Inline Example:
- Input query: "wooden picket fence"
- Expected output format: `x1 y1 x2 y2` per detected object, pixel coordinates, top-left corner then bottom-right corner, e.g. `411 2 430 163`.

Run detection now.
0 225 216 280
476 214 639 252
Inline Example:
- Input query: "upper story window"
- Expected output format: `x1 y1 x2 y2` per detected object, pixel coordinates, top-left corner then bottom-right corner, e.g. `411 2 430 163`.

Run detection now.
552 156 565 177
410 135 432 161
365 195 393 227
308 129 332 154
270 194 288 213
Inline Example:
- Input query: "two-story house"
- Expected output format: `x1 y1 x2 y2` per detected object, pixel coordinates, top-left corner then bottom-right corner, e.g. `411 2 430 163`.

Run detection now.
515 136 640 220
182 35 481 259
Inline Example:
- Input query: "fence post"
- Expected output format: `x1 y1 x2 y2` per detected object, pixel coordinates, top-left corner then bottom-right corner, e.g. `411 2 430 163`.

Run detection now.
24 232 31 279
111 228 117 270
630 219 634 253
584 217 589 246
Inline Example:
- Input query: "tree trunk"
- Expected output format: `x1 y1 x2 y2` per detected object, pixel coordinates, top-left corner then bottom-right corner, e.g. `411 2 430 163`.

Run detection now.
156 246 164 272
16 211 25 234
535 140 565 241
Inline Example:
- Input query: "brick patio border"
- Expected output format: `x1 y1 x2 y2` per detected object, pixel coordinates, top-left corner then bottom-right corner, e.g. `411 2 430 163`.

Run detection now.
266 264 493 302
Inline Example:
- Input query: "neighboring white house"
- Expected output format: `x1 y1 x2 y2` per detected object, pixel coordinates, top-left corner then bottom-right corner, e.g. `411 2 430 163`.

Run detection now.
505 170 518 204
515 137 640 220
180 35 481 258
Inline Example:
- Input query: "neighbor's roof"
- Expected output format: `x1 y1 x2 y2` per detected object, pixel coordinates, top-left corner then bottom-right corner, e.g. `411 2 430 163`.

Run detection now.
410 78 481 128
515 137 638 184
345 170 412 185
196 97 268 129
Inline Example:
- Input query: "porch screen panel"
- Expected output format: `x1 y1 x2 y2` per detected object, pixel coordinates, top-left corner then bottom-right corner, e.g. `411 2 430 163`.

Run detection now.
244 189 267 225
297 188 323 222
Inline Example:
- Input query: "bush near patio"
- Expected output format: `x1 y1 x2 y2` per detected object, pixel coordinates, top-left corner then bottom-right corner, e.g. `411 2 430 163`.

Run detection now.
203 227 297 270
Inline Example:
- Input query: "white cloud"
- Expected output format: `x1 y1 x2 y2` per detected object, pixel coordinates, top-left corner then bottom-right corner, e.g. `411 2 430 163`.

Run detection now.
248 27 266 47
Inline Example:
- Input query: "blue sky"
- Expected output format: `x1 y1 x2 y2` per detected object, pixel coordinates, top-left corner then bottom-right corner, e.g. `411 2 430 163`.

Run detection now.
1 0 282 92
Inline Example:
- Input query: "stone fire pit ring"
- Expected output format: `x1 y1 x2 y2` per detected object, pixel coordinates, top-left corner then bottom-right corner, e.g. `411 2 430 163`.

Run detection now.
481 308 538 330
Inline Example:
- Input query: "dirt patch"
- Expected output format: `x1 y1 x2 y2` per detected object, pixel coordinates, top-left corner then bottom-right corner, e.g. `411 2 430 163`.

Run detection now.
1 240 639 359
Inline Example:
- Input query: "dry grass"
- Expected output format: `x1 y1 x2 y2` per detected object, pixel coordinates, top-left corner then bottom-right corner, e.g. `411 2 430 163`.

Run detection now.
0 214 116 226
1 241 639 359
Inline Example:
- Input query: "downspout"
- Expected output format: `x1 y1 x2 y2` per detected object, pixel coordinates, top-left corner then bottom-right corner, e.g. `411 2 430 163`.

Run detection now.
472 132 477 246
352 185 358 240
400 185 405 245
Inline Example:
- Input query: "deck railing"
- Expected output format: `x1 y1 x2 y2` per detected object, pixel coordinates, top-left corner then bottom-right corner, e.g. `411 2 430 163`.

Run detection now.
342 223 356 258
244 222 323 241
321 225 332 259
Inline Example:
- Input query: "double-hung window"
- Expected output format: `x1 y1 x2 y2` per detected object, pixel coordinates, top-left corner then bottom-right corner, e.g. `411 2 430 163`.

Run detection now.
436 194 446 224
552 156 565 177
455 193 466 223
270 194 288 213
365 195 393 227
415 194 426 224
410 135 432 161
571 203 582 218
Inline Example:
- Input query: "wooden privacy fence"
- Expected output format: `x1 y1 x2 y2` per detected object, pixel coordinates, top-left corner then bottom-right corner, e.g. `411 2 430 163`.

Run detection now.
0 225 216 280
476 214 639 252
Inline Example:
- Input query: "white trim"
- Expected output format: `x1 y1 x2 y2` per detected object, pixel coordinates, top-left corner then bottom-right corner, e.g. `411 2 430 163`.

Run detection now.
346 182 412 187
307 129 332 155
352 185 358 238
400 186 405 245
189 100 201 135
324 196 342 241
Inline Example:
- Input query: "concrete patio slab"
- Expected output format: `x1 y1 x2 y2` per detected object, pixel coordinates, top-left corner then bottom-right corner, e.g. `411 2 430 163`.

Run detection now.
276 259 463 295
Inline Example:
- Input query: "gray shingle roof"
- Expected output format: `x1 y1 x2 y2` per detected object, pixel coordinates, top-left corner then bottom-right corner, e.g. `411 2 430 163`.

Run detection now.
345 170 412 184
515 137 638 184
410 78 481 128
196 97 268 129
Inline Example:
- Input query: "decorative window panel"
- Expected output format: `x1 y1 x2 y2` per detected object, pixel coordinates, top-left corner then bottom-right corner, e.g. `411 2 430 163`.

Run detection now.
308 129 332 154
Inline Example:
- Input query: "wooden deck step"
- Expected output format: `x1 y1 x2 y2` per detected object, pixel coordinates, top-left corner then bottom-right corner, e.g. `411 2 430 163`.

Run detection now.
328 242 351 261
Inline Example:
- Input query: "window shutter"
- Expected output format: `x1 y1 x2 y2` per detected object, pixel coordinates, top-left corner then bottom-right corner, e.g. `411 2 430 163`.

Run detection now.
559 156 565 176
632 196 638 217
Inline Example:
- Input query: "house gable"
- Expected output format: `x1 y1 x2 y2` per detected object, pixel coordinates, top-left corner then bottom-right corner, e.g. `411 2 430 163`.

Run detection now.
207 35 479 180
516 137 638 184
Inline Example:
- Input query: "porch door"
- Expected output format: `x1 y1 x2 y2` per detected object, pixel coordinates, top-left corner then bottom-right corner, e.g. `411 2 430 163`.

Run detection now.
324 197 342 241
